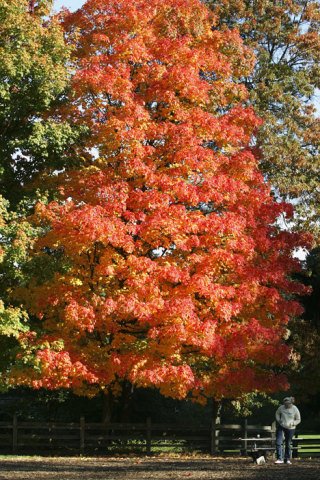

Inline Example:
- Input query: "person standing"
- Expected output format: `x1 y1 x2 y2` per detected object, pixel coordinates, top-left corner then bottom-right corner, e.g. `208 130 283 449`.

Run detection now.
275 397 301 464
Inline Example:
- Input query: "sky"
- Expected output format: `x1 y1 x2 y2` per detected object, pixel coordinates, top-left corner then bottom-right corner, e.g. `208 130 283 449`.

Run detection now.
54 0 85 11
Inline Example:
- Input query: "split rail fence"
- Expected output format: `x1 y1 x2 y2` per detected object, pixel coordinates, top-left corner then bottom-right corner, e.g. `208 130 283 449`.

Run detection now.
0 415 318 456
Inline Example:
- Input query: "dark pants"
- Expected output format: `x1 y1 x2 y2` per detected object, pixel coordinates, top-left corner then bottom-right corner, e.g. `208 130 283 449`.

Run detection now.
276 425 295 461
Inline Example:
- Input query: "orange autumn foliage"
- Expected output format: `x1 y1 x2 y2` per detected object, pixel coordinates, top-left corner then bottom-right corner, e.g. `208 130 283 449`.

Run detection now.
12 0 311 402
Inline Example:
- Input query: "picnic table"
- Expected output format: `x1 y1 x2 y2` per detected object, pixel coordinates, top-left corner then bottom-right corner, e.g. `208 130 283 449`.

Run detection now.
238 436 275 461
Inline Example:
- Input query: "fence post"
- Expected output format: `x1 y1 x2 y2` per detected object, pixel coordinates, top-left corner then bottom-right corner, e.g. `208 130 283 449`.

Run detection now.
243 419 248 455
271 421 276 455
12 413 18 454
210 420 215 455
80 416 85 455
210 420 220 455
146 417 151 455
292 433 298 459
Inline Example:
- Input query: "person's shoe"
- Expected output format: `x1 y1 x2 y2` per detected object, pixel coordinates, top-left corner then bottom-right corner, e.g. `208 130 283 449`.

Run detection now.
285 460 292 465
275 459 284 464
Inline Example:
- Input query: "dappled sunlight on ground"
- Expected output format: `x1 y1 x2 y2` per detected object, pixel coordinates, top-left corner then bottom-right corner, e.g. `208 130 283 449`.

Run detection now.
0 455 319 480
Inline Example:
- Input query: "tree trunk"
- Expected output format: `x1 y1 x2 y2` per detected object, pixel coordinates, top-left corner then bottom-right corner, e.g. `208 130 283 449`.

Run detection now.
119 382 134 422
101 390 114 424
212 398 222 425
211 399 222 455
29 1 35 13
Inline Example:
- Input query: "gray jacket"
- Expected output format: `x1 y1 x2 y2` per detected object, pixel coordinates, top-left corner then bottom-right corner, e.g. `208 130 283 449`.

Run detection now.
275 405 301 430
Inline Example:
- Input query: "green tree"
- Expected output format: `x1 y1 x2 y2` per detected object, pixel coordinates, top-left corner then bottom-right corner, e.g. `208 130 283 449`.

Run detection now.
206 0 320 236
289 247 320 401
0 196 31 390
0 0 77 389
0 0 79 206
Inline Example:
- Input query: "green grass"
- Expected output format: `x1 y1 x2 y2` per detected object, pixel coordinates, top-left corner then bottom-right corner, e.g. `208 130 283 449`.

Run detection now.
295 434 320 455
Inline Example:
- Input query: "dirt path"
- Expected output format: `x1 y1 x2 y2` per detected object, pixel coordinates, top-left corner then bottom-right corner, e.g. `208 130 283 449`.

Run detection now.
0 455 319 480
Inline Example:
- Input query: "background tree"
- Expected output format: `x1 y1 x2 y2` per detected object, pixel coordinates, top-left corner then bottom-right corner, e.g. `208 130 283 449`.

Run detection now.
201 0 320 419
0 0 79 389
205 0 320 236
289 247 320 402
9 0 310 418
0 0 76 204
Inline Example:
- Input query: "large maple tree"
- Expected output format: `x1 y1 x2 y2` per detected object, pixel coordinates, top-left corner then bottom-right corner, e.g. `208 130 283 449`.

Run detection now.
11 0 310 404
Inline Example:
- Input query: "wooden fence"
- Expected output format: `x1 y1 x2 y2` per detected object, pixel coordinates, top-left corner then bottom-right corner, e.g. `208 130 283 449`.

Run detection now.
0 415 318 456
